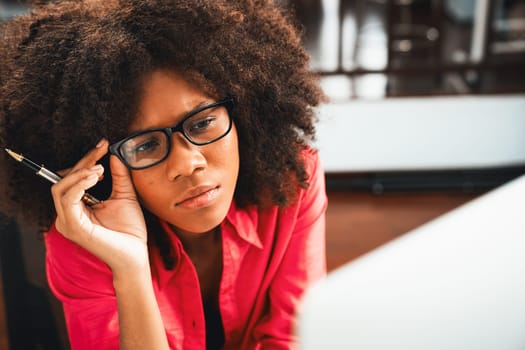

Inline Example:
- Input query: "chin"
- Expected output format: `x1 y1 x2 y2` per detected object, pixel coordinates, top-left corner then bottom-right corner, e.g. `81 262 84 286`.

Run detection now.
170 203 230 234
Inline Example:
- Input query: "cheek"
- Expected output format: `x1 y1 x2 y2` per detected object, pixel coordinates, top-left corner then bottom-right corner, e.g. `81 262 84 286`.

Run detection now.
130 171 162 202
219 126 239 175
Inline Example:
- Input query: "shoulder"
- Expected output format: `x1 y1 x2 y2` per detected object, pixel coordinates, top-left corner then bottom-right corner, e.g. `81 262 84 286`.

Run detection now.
300 146 323 182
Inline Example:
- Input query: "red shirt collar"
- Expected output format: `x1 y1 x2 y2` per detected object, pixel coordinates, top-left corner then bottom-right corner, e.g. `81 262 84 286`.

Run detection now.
152 200 263 289
157 200 263 250
223 200 263 249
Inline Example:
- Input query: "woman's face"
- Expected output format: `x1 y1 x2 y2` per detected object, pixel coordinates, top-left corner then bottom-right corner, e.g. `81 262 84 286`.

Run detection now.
128 69 239 235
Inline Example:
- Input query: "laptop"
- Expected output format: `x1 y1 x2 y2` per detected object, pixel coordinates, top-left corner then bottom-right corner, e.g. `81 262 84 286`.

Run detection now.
297 175 525 350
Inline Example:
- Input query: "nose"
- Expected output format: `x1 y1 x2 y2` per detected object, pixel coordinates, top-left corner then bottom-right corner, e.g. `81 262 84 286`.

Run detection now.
165 132 207 180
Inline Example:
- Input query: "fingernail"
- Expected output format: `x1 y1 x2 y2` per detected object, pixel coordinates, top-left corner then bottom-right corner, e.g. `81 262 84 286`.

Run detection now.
91 164 104 172
96 138 106 148
86 173 98 181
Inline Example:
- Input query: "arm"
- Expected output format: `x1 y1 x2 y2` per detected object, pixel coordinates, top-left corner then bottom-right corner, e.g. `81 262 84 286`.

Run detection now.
48 140 169 349
113 265 167 349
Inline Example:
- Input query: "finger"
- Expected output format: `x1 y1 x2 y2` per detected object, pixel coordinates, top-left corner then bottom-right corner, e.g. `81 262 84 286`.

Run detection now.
51 165 104 214
70 138 109 173
57 166 103 181
56 167 72 177
52 166 103 235
52 165 104 197
61 171 101 205
108 154 137 201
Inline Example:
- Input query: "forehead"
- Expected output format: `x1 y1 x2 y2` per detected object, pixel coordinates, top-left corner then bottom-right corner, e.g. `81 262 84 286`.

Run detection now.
129 69 214 132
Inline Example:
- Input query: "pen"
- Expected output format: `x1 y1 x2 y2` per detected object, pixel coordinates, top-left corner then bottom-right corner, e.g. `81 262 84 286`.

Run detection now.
4 148 101 206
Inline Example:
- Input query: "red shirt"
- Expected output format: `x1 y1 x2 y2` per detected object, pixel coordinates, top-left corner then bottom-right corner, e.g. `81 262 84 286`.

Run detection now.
45 149 327 350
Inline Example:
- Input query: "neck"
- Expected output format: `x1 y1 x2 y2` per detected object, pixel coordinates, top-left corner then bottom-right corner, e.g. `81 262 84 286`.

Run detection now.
170 224 221 255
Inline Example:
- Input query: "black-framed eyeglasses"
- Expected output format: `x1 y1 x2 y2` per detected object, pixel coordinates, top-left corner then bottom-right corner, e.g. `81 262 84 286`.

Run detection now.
109 96 236 170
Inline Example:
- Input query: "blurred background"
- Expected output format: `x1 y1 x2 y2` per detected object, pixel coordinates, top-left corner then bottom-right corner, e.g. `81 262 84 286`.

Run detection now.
1 0 525 349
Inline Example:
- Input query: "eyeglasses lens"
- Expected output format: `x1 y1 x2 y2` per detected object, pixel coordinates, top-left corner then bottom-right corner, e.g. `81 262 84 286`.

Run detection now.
121 130 168 169
119 103 231 169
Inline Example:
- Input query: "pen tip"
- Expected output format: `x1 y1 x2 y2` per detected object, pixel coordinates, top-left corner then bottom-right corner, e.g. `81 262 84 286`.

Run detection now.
4 148 23 161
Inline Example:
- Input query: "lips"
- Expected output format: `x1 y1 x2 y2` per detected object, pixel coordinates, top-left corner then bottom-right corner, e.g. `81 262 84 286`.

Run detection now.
175 185 220 209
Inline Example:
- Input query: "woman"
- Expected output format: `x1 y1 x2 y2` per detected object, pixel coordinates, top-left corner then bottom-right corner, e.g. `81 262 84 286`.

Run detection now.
0 1 327 349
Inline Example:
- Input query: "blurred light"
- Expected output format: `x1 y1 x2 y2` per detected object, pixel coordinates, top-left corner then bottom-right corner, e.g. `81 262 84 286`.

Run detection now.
317 0 340 72
355 74 387 99
320 75 353 101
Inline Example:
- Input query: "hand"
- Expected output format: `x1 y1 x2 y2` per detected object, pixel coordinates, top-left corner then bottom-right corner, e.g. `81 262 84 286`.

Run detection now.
52 139 149 274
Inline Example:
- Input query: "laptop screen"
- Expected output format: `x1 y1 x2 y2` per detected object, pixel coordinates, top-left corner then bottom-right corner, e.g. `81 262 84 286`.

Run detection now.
297 175 525 350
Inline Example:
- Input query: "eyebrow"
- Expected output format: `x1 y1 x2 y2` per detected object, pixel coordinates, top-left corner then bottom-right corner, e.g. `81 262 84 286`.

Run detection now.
178 99 218 120
191 100 213 111
130 99 216 133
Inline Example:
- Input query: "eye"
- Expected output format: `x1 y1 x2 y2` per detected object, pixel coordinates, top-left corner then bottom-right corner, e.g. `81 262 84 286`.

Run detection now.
133 139 161 154
187 116 216 134
122 132 166 158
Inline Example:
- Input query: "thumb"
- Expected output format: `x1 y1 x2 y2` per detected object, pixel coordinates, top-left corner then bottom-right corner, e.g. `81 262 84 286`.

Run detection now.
109 154 137 200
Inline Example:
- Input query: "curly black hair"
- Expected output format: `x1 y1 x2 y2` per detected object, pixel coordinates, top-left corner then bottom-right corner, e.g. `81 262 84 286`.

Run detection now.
0 0 326 229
